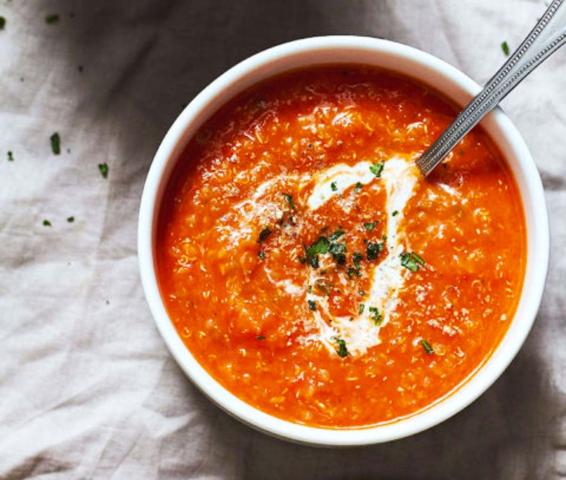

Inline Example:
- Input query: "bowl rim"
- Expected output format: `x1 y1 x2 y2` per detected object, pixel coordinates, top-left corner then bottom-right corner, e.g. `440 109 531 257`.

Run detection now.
138 35 549 446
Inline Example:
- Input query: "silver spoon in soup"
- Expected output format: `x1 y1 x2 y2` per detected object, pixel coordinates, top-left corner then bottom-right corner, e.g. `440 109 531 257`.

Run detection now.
417 0 566 176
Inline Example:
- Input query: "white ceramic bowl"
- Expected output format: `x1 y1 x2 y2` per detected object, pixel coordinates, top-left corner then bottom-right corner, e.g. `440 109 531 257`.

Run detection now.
138 36 549 446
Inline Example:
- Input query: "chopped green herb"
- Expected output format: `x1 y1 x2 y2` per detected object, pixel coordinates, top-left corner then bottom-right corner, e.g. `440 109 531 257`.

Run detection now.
421 339 434 354
358 303 365 314
353 252 364 265
66 216 75 223
298 256 307 264
366 241 384 261
370 162 384 178
98 162 109 178
42 219 52 227
257 227 272 243
258 250 265 260
305 236 330 268
364 222 377 231
283 193 295 210
307 236 330 257
368 306 383 326
347 266 361 278
330 181 338 192
392 210 399 217
354 182 363 193
256 335 266 341
400 251 426 272
307 300 317 311
329 229 345 241
501 41 510 56
50 133 61 155
7 151 14 161
45 14 60 24
329 242 347 265
0 17 6 30
334 337 349 358
329 243 345 253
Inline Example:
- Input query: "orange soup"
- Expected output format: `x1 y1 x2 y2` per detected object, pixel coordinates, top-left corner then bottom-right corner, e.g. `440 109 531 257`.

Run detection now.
157 66 526 428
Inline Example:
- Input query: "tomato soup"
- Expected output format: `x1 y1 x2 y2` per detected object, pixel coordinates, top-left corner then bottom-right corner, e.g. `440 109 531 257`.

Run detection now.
156 66 526 428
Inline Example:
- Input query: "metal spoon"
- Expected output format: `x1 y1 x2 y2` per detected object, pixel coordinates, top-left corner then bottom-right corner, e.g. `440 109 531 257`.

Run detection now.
417 0 566 176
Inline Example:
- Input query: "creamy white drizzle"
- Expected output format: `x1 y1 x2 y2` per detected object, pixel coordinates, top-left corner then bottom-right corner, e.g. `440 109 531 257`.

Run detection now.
304 156 421 356
307 161 376 210
215 157 421 357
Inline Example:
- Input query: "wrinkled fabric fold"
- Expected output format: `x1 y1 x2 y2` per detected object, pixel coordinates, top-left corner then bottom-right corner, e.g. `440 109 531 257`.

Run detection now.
0 1 564 478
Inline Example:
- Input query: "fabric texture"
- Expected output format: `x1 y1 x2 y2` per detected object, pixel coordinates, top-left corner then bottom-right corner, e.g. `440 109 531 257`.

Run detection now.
1 1 565 478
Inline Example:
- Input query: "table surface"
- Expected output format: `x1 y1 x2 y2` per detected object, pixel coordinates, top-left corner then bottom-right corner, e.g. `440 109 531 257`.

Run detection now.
1 1 565 479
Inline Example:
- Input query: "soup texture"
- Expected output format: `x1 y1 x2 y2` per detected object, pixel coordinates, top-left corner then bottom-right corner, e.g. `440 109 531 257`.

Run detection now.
157 66 526 428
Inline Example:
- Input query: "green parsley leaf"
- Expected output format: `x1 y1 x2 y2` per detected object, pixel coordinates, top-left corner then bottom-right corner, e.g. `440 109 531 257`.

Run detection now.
7 151 14 161
358 303 365 314
42 219 52 227
334 337 349 358
258 250 265 260
329 242 347 265
400 251 426 272
329 229 345 241
309 255 320 268
366 241 384 261
368 306 383 326
98 162 109 178
0 17 6 30
308 300 317 311
283 193 295 210
347 266 361 278
306 236 330 267
370 162 384 178
45 14 60 24
421 339 434 354
364 222 377 231
66 216 75 223
354 182 363 193
257 227 272 243
331 181 337 192
501 41 510 56
353 252 364 265
50 133 61 155
392 210 399 217
329 242 346 255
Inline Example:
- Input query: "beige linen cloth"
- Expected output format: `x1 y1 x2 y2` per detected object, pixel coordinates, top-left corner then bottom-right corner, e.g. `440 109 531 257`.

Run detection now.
1 1 565 478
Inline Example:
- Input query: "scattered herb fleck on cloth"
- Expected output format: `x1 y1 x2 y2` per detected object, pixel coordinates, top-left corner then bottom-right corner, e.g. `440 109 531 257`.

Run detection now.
45 14 60 24
50 133 61 155
98 162 109 179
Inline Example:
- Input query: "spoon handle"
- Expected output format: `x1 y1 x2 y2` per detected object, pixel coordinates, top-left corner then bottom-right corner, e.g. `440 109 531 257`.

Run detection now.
417 0 566 176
